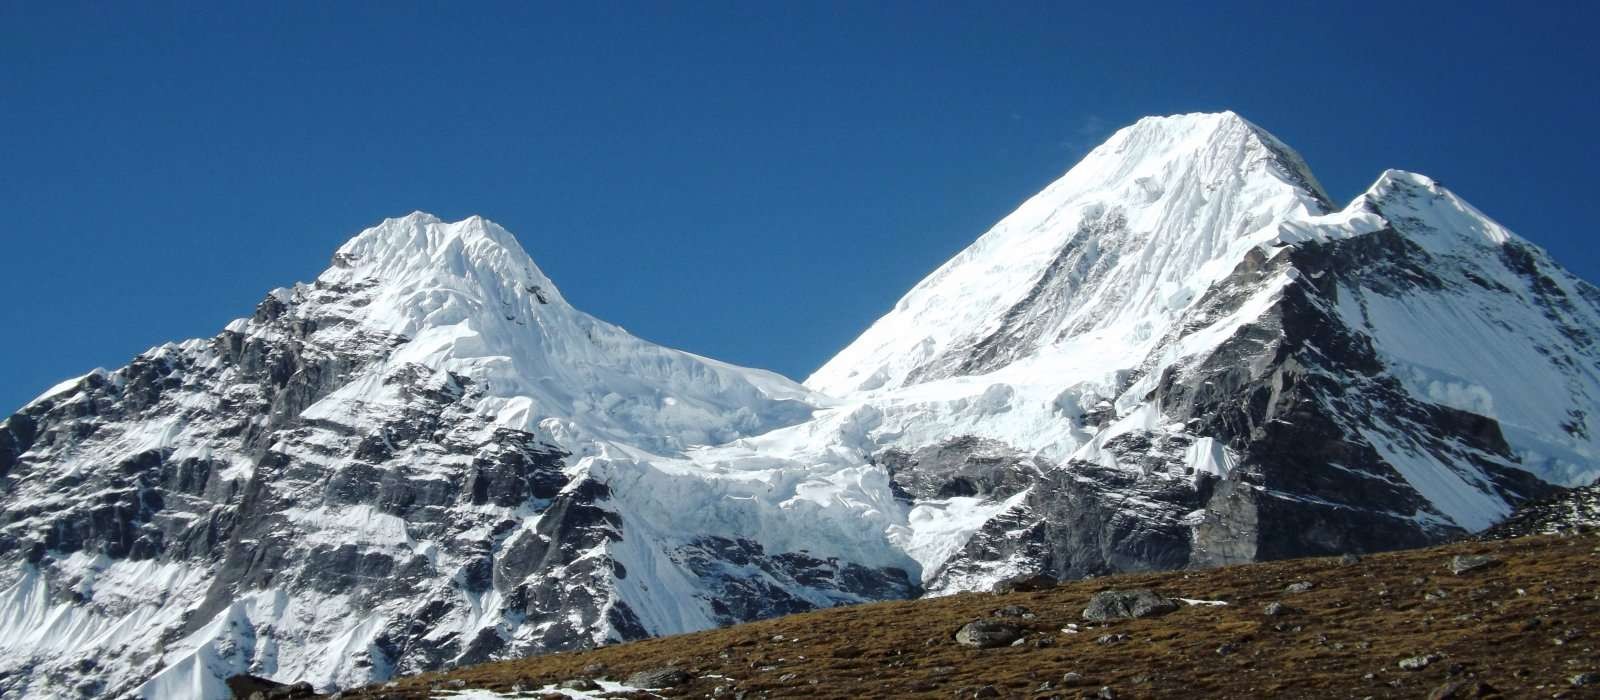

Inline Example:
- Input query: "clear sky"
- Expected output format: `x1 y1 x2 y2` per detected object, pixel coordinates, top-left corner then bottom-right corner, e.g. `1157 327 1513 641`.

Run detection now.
3 2 1599 413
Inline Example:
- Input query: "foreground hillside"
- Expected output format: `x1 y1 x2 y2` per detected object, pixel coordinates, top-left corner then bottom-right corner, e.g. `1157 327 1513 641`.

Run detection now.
319 531 1600 699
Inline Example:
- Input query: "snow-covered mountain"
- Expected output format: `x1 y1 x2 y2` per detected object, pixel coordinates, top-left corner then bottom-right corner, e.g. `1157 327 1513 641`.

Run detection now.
0 215 886 699
806 112 1599 589
3 111 1597 698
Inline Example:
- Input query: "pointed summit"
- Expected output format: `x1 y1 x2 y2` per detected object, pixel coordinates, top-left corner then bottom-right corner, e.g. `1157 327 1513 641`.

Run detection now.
276 213 817 452
1356 169 1520 250
306 213 567 341
807 111 1330 396
1089 111 1332 207
324 212 563 304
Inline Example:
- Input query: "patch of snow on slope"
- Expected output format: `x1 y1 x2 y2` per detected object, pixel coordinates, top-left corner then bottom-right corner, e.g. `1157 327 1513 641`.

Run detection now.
1359 426 1509 531
889 491 1031 583
434 679 647 699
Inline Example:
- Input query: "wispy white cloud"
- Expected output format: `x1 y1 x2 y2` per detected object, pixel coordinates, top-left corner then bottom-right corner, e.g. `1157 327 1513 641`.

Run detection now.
1059 114 1110 155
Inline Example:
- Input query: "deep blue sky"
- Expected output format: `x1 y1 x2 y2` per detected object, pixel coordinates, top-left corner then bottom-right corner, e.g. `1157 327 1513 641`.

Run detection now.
4 2 1599 413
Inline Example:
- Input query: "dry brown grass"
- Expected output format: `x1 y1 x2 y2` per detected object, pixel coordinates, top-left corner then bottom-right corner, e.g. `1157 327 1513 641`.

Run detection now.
338 533 1600 699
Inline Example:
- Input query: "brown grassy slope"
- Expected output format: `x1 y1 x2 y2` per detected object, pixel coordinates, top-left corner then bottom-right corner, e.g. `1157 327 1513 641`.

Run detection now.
342 534 1600 699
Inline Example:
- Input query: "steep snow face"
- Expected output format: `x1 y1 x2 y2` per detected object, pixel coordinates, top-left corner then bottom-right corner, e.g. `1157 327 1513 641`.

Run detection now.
807 111 1331 398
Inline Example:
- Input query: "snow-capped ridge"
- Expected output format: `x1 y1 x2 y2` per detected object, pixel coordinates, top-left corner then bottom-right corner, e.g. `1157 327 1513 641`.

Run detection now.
20 368 110 411
1278 168 1540 253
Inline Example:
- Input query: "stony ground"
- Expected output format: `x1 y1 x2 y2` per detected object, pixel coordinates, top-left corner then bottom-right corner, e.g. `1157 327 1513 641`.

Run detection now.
330 533 1600 699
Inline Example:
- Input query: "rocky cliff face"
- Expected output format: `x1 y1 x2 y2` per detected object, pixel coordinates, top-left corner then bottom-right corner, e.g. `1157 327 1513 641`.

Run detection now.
3 112 1598 699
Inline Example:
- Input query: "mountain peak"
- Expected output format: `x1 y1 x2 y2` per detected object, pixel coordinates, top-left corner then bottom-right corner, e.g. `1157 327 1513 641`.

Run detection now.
1353 169 1521 251
332 212 531 270
1128 109 1246 130
806 111 1333 396
318 213 567 322
1099 111 1332 207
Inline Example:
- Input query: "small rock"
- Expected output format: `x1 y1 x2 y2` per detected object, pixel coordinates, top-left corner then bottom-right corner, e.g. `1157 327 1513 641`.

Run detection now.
1082 589 1180 622
993 604 1035 619
955 619 1025 648
1573 672 1600 687
973 686 1000 698
1216 642 1240 656
1427 680 1500 699
1284 581 1315 594
1399 654 1441 671
1062 672 1087 686
1446 554 1500 575
1263 601 1295 617
1095 633 1128 645
1095 687 1117 699
992 572 1057 593
831 645 863 658
625 667 690 688
558 679 600 691
777 673 798 683
581 663 607 676
1032 635 1057 648
1425 589 1450 601
226 675 291 700
1340 553 1362 565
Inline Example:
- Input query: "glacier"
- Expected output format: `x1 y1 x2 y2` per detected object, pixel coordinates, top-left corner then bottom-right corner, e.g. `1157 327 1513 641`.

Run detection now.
2 111 1597 698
